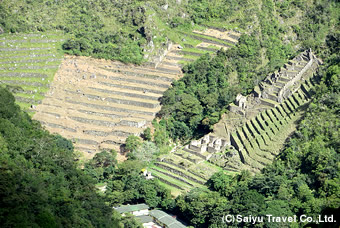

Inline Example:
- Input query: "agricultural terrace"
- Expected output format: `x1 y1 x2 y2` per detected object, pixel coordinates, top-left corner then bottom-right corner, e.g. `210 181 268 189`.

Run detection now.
0 31 65 112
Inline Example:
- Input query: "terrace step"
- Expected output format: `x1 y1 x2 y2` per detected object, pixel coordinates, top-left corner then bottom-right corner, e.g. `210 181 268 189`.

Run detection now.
0 53 57 60
272 85 282 93
270 108 288 125
250 119 271 146
236 128 269 166
301 83 311 98
159 159 210 181
192 31 237 45
0 57 61 65
64 89 160 109
160 60 183 68
244 125 266 151
284 99 295 114
287 96 299 110
280 103 293 120
151 165 204 189
150 170 187 191
94 72 171 89
276 80 285 87
262 112 279 134
262 111 280 133
256 115 275 139
41 97 154 121
155 66 182 75
14 95 42 104
65 99 157 117
183 147 207 160
180 32 232 48
279 76 290 82
164 55 194 62
173 150 204 164
98 81 164 95
150 167 196 188
100 67 176 82
95 70 173 86
39 120 77 133
297 89 308 101
105 75 171 89
292 93 303 106
267 93 278 102
173 50 204 56
245 121 267 147
0 80 49 88
196 46 219 52
0 72 49 79
105 62 180 77
260 98 278 108
230 132 263 170
99 145 121 153
154 162 206 185
0 47 53 52
88 87 160 101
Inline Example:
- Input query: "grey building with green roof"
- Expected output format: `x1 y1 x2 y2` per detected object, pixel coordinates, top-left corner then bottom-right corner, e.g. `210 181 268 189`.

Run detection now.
114 203 149 216
114 204 187 227
149 210 187 228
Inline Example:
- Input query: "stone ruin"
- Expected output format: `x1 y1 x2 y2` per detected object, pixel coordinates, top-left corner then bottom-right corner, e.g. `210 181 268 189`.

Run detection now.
184 134 229 161
178 49 321 170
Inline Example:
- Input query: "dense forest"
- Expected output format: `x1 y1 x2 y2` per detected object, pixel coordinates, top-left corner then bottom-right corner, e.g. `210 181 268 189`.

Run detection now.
0 0 339 227
0 87 116 227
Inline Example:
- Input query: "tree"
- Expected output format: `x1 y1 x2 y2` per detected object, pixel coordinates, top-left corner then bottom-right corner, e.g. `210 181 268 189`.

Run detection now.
84 150 118 181
0 87 116 227
128 141 159 163
125 135 142 152
119 213 143 228
142 127 152 141
207 171 236 197
176 188 228 227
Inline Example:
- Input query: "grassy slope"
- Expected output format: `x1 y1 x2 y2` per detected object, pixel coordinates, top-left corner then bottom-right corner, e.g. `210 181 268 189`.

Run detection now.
0 31 66 113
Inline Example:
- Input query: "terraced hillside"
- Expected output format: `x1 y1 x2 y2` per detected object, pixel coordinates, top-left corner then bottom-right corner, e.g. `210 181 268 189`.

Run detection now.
151 50 321 192
0 32 65 112
175 27 240 64
32 48 183 160
0 28 239 172
26 28 239 161
150 148 222 195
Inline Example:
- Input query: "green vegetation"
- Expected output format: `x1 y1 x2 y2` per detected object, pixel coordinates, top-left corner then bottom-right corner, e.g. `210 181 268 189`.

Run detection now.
0 87 118 227
0 0 192 64
159 0 338 141
0 86 175 226
170 18 340 226
0 0 339 227
128 141 160 163
0 31 64 112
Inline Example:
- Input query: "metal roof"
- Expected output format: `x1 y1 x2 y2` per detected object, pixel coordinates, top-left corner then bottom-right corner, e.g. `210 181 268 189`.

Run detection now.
149 210 186 227
149 209 168 218
135 215 153 224
114 203 149 214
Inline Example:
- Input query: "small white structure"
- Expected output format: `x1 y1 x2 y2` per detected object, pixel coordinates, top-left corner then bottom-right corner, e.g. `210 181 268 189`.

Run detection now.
235 94 247 109
142 169 154 180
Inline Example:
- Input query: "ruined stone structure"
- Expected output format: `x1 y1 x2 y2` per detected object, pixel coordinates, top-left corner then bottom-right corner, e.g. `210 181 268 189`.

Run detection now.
172 50 321 172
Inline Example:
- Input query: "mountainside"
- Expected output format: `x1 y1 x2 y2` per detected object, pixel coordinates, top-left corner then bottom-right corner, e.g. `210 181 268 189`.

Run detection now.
0 0 339 227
